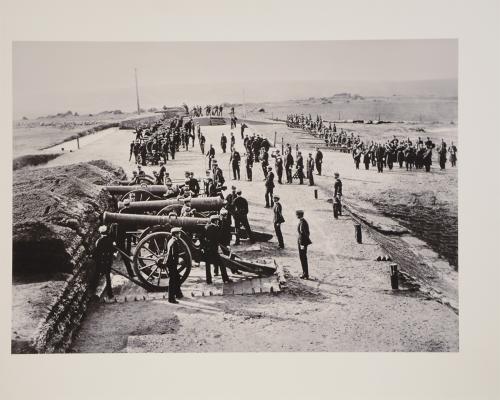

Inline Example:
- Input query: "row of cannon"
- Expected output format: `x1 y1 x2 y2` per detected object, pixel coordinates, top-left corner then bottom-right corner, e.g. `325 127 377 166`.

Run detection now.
101 184 274 292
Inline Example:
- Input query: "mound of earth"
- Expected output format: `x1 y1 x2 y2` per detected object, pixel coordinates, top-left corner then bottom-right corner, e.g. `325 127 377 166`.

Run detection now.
13 160 125 275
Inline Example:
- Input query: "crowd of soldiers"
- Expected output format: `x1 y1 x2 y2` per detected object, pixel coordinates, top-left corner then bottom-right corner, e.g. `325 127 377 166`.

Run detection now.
288 113 458 171
109 108 350 302
351 137 458 172
128 115 200 167
188 104 229 117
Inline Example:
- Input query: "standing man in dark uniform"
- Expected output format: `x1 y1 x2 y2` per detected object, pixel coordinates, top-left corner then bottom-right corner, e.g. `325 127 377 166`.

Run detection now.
261 148 269 178
265 166 275 207
233 190 253 244
306 153 315 186
230 148 241 180
240 123 248 139
273 150 284 184
273 195 285 249
314 147 323 175
220 132 227 153
296 151 304 184
225 185 238 226
438 139 447 170
296 210 312 279
285 150 294 184
333 172 343 219
165 227 184 304
94 225 115 298
199 133 206 154
376 144 385 173
204 215 232 284
206 144 215 169
245 151 254 181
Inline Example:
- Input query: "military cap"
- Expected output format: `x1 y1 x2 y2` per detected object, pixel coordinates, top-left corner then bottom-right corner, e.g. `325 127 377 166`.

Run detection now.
273 195 280 200
171 227 182 234
334 172 340 177
168 212 177 217
231 185 237 190
98 225 108 233
210 215 220 222
267 166 272 170
236 190 242 195
295 210 304 217
220 208 228 215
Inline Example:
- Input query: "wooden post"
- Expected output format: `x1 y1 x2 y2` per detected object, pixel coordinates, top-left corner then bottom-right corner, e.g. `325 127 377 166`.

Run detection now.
390 264 399 290
355 223 362 243
281 137 284 154
274 131 277 147
314 189 318 199
77 137 80 149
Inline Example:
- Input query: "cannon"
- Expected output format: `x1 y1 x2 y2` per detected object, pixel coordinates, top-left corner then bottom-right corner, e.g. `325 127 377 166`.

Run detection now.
103 211 210 291
105 185 169 202
118 196 224 216
101 210 276 293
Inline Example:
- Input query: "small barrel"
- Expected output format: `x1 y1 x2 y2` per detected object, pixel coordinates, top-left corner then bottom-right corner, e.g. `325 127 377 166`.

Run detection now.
354 223 362 243
390 263 399 290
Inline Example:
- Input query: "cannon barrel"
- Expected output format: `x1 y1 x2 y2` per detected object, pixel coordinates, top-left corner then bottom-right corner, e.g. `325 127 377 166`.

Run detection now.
103 211 210 229
118 196 224 212
105 185 169 196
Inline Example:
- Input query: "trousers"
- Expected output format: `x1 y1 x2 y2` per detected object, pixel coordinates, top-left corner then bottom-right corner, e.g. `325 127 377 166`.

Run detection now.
298 244 309 277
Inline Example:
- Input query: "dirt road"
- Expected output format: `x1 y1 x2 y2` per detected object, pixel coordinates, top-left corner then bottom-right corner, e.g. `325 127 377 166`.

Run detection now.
44 120 458 352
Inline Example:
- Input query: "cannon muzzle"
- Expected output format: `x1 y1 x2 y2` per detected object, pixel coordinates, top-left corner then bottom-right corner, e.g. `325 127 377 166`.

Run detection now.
103 212 210 229
118 196 224 212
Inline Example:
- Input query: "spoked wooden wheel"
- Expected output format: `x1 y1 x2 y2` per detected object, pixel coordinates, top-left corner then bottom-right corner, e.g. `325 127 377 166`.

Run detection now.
120 189 154 202
132 231 192 292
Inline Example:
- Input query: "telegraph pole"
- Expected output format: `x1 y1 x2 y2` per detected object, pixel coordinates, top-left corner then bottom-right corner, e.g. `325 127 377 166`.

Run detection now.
135 68 141 115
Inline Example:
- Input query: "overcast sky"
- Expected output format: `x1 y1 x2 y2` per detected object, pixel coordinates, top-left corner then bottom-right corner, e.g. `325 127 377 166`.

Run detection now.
13 40 457 117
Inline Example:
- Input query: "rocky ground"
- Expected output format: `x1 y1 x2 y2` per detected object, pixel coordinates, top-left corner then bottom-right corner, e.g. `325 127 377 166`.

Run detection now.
30 118 461 352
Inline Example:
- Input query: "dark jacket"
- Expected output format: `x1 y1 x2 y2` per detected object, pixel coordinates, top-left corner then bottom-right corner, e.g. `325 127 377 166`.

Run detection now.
233 196 249 216
297 218 312 246
273 202 285 224
265 171 275 188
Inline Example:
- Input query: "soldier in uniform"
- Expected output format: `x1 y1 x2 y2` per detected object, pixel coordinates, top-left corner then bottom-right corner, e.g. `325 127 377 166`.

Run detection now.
230 148 241 180
206 144 215 169
204 215 232 284
165 227 184 304
272 150 284 184
333 172 343 219
220 132 227 153
285 150 294 184
265 166 275 207
261 148 269 178
448 142 457 167
245 152 254 181
199 133 206 154
225 185 238 226
273 195 285 249
296 210 312 279
218 208 233 247
314 147 323 175
94 225 115 298
376 144 385 173
296 151 304 184
233 190 253 244
306 153 315 186
188 172 200 197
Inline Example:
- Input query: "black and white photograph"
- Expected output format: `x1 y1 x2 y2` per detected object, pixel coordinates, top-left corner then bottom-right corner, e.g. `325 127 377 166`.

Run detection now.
2 1 500 399
12 39 460 353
